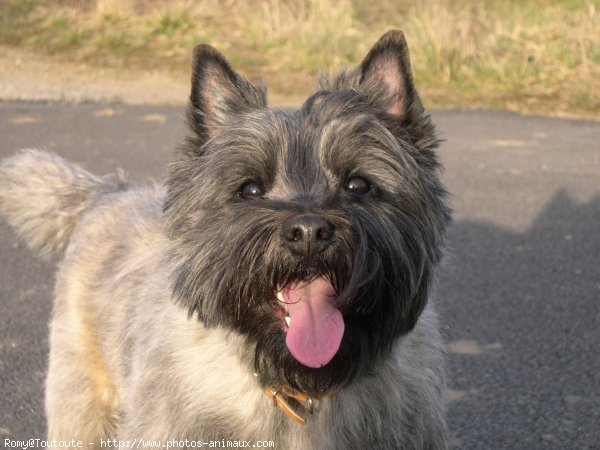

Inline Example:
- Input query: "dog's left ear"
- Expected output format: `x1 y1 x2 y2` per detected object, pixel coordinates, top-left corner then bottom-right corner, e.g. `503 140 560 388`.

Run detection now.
187 44 267 144
359 30 423 121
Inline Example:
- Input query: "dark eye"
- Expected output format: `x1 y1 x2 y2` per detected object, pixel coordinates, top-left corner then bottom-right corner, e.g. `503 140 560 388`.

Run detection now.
344 176 370 195
239 181 264 199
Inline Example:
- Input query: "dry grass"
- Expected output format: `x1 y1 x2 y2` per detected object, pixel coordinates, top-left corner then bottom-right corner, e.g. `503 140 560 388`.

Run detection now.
1 0 599 117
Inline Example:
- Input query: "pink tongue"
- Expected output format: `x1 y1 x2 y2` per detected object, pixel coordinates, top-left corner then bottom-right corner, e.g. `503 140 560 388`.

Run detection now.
283 278 345 368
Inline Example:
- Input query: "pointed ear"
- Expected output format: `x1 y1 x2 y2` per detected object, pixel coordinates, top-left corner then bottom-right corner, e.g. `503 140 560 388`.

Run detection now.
359 30 422 120
187 44 267 143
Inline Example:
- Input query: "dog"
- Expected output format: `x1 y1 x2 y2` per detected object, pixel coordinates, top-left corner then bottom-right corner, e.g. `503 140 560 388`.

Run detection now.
0 30 451 449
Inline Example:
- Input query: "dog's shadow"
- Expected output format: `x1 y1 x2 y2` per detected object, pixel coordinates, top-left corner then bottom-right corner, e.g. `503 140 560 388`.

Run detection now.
1 190 599 445
440 190 600 448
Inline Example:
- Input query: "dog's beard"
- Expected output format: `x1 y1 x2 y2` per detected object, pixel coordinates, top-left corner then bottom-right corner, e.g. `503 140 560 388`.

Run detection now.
167 205 434 396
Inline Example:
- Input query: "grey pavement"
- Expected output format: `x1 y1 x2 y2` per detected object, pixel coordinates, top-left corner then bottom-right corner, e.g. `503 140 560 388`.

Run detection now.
0 102 599 449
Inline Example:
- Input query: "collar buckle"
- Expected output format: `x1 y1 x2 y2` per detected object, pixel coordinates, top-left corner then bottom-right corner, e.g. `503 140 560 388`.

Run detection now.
265 386 329 425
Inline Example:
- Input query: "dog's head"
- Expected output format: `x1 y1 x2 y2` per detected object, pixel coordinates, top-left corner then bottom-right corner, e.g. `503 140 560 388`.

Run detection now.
164 30 450 395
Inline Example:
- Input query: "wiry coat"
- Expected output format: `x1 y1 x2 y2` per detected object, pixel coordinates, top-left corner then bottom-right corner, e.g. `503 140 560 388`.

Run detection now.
0 31 450 449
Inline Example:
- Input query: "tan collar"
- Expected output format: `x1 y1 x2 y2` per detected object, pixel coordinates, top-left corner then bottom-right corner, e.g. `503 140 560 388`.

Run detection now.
264 386 335 425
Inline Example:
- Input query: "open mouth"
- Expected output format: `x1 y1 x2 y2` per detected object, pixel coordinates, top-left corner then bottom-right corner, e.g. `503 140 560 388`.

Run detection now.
273 277 345 369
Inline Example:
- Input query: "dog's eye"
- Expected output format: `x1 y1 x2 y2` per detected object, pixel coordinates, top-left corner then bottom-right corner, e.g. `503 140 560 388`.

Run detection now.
344 176 370 195
239 181 264 199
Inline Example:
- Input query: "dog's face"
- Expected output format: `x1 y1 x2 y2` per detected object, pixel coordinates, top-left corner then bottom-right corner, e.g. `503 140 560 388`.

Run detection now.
164 31 450 395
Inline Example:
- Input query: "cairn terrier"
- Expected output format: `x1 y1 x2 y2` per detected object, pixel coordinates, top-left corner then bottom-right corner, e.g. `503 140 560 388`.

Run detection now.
0 30 451 448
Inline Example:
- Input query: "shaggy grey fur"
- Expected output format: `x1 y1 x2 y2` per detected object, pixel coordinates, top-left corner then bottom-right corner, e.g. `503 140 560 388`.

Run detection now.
0 30 450 449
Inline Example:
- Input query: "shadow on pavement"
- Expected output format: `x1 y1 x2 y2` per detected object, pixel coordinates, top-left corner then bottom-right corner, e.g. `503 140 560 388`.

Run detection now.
441 191 600 449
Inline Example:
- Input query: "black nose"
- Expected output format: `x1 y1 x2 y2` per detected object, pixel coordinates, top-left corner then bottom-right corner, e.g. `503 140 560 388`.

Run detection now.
282 214 334 257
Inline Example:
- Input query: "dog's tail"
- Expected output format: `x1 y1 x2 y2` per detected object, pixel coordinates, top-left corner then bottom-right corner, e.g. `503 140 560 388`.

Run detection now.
0 149 128 260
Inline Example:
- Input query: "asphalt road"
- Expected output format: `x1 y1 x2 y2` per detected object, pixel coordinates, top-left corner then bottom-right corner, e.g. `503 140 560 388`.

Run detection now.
0 102 599 449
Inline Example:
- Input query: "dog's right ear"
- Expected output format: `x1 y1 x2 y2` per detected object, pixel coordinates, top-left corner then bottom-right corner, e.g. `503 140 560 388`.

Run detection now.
187 45 267 144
